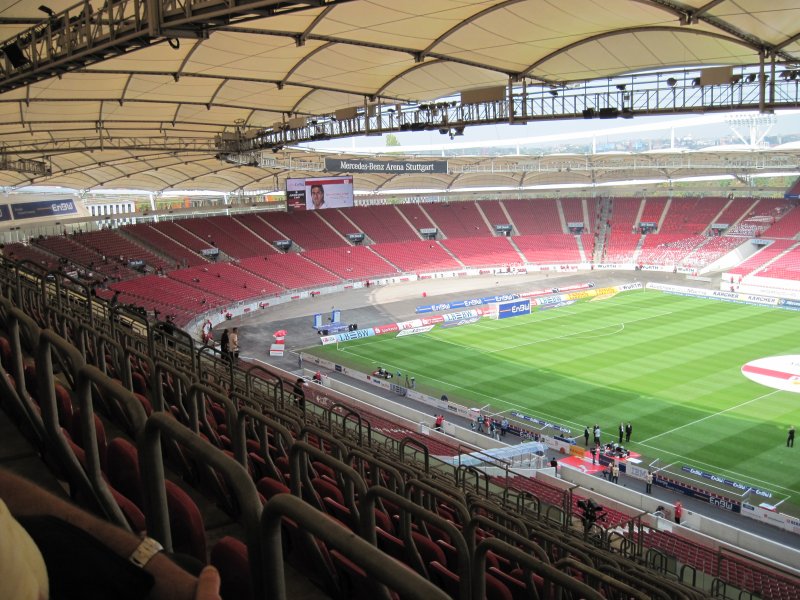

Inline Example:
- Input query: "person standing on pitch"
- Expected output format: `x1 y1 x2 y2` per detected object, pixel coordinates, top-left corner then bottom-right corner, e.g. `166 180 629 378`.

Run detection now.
618 422 624 445
625 422 632 443
788 425 796 447
593 424 601 446
584 426 590 446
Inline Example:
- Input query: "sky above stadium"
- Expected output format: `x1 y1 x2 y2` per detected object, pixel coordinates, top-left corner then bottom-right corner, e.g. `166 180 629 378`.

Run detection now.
306 110 800 155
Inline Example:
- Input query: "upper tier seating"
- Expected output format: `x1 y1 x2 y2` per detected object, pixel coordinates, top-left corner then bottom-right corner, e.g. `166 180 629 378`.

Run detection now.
341 206 420 243
396 204 437 234
370 240 461 273
728 239 796 276
148 221 215 253
174 216 274 259
560 198 585 230
302 246 398 279
97 286 194 325
125 223 208 267
74 230 171 270
726 199 793 237
423 202 492 238
476 201 510 231
659 197 727 235
260 211 347 250
513 234 582 264
785 176 800 198
608 197 642 232
587 198 600 232
580 233 595 259
168 263 284 301
441 237 522 267
238 254 340 290
111 274 224 313
34 235 137 280
316 209 365 240
714 197 757 233
503 199 562 234
203 216 277 258
761 205 800 239
232 215 285 250
3 242 58 270
638 197 667 229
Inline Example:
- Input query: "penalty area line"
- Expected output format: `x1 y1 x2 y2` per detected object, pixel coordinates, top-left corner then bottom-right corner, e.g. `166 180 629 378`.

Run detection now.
640 389 781 444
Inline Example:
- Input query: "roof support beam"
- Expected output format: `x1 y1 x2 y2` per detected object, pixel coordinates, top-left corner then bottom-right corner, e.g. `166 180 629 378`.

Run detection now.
0 0 354 94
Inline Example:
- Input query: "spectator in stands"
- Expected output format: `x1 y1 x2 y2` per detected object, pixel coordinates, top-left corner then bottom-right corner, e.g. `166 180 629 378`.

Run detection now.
219 329 229 358
293 377 306 411
312 370 322 384
228 328 239 362
625 422 632 443
0 468 221 600
788 425 796 448
674 500 683 524
434 414 444 431
309 184 325 210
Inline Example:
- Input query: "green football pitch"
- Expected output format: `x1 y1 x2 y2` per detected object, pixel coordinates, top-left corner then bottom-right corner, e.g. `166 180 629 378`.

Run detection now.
306 289 800 511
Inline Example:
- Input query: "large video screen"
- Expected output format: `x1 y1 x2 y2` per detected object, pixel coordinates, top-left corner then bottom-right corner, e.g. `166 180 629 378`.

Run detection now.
286 176 354 211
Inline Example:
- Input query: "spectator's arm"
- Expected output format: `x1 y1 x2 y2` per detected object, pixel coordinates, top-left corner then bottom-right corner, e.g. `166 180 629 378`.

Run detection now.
0 468 216 600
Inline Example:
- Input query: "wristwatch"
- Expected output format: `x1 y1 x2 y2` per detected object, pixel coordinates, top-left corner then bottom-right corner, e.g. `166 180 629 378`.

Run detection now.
128 536 164 569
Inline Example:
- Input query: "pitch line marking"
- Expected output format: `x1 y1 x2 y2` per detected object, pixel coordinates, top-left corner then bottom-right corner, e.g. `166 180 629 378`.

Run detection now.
341 334 797 494
636 437 796 495
486 310 674 354
337 345 584 428
639 389 781 444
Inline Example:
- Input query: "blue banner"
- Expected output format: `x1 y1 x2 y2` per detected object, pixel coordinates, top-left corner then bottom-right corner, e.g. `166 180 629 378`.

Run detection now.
416 293 519 313
0 204 11 222
656 476 741 513
11 199 77 220
498 299 530 319
332 328 375 342
510 411 571 434
681 466 772 499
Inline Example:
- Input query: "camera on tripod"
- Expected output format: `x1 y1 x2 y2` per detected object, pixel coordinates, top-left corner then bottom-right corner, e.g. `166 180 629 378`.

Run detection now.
577 498 606 526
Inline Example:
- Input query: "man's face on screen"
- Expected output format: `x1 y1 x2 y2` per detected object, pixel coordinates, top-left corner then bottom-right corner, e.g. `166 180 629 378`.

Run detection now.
311 185 324 208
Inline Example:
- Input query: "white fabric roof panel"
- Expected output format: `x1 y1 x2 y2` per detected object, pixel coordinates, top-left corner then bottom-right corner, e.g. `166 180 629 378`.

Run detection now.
0 0 797 192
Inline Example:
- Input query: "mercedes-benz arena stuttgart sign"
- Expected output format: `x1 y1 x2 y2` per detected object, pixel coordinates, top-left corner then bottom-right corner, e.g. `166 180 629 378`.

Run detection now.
742 356 800 393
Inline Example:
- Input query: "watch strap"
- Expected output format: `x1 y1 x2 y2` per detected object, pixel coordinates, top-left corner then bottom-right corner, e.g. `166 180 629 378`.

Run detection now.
128 536 163 569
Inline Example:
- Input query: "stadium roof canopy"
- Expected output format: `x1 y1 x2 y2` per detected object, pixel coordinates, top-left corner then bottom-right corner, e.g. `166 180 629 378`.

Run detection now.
1 0 800 193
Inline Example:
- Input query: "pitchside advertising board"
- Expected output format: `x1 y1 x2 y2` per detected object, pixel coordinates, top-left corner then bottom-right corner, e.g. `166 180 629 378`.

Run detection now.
286 176 354 211
498 299 531 318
